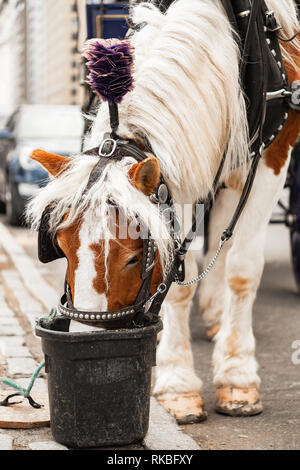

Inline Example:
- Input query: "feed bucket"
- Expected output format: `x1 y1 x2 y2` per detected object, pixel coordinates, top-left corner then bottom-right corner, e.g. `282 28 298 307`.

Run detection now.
35 318 162 448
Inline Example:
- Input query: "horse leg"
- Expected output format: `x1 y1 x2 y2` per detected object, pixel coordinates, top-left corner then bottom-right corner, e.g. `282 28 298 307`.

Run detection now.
153 251 207 424
199 188 239 340
213 156 290 416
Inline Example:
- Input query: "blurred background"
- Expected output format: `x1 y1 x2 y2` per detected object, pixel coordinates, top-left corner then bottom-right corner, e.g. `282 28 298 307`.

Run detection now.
0 0 132 225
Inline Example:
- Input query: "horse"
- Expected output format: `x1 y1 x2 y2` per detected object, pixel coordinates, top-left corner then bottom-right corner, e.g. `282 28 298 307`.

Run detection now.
27 0 300 424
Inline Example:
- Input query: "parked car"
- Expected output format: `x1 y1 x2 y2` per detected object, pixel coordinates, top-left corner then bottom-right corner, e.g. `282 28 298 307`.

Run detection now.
0 126 14 213
0 104 84 226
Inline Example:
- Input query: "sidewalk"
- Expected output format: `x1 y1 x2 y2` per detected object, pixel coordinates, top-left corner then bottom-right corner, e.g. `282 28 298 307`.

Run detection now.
0 221 200 451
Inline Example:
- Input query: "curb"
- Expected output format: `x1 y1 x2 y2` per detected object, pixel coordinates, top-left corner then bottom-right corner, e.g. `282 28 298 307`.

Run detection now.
145 398 201 450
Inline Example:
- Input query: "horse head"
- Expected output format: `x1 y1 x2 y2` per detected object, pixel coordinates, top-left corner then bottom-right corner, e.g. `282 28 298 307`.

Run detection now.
28 148 172 328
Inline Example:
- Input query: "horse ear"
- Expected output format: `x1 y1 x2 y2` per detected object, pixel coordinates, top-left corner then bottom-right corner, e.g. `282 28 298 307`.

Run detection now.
128 157 160 195
30 149 72 177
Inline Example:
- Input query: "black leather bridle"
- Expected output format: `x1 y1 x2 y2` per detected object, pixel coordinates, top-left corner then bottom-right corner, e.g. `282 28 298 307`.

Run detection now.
38 137 181 329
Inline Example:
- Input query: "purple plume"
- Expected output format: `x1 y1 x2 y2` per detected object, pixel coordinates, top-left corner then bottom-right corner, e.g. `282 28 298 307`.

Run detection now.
83 38 135 104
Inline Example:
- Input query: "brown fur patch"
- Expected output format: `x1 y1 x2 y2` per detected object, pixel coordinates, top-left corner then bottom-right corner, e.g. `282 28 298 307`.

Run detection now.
265 42 300 175
200 298 212 314
265 110 300 175
225 169 244 192
171 283 195 305
206 323 221 340
89 210 162 311
216 385 260 406
91 237 162 311
227 330 238 358
228 276 250 298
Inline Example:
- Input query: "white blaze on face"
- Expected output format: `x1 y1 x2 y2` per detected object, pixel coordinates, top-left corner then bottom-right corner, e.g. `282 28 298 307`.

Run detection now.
69 212 107 333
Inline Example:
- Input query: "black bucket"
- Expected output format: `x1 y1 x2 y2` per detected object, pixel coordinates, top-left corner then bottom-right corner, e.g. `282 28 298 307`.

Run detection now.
36 318 162 448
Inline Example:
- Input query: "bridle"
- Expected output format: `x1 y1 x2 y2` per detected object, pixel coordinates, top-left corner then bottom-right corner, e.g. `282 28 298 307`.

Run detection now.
38 137 180 329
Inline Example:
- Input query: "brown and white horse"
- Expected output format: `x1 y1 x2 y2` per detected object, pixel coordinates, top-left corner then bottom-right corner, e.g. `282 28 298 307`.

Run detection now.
27 0 300 423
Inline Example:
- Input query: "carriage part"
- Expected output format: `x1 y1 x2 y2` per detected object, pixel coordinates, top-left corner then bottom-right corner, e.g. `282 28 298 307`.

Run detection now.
289 147 300 291
36 318 162 448
291 231 300 292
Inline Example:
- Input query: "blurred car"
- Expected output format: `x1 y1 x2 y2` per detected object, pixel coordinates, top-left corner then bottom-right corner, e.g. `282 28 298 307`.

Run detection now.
0 126 14 213
0 104 84 226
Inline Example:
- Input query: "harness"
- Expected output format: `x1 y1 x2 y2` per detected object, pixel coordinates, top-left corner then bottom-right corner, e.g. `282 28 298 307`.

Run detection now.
37 0 299 329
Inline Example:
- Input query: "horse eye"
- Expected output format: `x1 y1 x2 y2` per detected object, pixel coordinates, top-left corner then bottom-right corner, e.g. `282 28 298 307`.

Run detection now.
126 255 139 267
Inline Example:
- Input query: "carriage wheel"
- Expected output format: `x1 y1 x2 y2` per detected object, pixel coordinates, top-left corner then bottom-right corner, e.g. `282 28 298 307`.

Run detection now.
291 231 300 293
289 148 300 293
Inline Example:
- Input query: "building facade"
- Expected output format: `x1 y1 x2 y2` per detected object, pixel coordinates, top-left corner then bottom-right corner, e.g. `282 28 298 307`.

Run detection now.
0 0 130 115
0 0 87 116
0 0 27 115
26 0 84 106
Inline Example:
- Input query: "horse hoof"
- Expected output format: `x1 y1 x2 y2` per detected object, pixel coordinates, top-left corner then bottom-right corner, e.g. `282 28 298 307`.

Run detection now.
205 323 220 341
176 411 208 425
215 385 263 417
157 392 208 424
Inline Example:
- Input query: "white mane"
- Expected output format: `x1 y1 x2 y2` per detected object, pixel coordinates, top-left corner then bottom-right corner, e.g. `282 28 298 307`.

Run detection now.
87 0 250 202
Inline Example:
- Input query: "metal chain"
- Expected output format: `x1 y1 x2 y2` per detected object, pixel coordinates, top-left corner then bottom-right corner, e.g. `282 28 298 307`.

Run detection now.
175 238 226 287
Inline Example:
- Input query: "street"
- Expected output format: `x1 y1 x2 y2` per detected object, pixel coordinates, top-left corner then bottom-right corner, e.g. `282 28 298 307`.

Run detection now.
0 210 299 450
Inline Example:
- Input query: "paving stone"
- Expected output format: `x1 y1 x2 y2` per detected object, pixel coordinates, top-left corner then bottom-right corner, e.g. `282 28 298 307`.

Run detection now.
0 355 7 375
0 325 24 337
28 441 68 451
2 270 43 317
14 378 47 393
7 357 38 376
0 308 15 317
0 316 20 327
0 227 59 311
0 434 13 450
0 391 50 430
4 346 32 358
0 336 25 347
